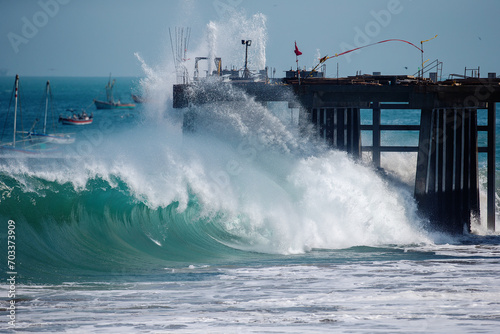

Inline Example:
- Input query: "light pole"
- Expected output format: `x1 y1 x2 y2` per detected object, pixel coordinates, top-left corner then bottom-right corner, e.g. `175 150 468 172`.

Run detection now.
242 40 251 79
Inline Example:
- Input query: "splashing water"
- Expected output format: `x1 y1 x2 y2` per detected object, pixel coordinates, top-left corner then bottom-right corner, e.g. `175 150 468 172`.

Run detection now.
0 12 437 281
134 52 175 121
130 11 431 254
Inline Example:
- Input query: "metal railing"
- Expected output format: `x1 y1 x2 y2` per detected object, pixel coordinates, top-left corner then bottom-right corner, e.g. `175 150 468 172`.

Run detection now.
413 59 443 81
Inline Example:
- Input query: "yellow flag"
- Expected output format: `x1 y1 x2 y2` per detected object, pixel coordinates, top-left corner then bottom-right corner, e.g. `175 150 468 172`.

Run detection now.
421 35 438 44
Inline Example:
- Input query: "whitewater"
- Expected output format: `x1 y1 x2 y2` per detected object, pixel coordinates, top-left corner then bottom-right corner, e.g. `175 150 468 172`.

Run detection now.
1 12 500 333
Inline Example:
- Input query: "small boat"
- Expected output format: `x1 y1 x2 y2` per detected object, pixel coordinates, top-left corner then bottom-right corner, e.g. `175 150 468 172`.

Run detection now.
26 121 75 144
59 111 93 125
1 75 61 155
94 75 136 109
25 81 75 144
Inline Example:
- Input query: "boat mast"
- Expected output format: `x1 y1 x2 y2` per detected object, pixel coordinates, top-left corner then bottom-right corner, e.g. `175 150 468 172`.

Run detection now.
43 80 50 134
106 73 115 103
13 75 19 147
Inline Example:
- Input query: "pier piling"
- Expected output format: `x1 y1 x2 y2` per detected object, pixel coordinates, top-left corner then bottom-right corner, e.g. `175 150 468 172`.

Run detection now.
487 102 496 230
310 108 361 157
415 108 481 233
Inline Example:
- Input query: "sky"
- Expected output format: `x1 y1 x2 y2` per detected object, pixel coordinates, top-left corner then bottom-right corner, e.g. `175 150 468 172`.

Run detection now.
1 0 500 78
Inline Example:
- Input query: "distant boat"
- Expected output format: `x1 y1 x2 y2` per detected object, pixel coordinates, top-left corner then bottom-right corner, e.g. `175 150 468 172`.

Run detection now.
94 99 136 109
94 75 135 109
59 110 93 125
25 80 75 144
1 75 60 155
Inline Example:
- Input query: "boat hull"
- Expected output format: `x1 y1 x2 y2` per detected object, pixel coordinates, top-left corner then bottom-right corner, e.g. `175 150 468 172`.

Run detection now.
94 99 135 109
0 143 60 155
30 133 75 144
60 118 93 125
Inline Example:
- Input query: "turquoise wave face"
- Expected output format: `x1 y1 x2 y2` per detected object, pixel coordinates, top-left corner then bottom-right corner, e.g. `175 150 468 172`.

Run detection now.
0 172 254 282
0 144 432 284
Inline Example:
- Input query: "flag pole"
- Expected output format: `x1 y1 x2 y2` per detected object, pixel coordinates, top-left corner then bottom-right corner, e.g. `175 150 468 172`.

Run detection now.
420 40 423 79
296 53 300 85
420 35 438 79
295 41 302 85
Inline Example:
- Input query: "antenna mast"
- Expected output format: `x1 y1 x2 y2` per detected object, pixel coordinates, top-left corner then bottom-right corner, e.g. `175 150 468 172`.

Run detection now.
169 27 191 84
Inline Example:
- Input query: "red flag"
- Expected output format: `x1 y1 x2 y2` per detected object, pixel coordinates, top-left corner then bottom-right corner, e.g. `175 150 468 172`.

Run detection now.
294 41 302 56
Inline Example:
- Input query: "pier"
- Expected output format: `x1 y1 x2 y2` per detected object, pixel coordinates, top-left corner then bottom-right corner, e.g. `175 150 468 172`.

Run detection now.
173 73 499 234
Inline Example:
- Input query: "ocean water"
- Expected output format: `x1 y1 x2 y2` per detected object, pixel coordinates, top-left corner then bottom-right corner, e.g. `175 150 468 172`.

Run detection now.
0 74 500 333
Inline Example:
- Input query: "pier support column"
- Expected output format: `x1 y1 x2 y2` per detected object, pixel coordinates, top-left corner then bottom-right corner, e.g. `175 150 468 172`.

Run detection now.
336 108 345 150
350 107 361 158
487 102 496 231
415 108 433 196
415 108 480 233
469 109 480 219
309 107 361 157
372 102 381 168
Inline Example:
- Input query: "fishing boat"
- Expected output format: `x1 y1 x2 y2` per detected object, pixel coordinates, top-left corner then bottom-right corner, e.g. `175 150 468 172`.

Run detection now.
27 119 75 143
94 75 135 109
24 81 75 144
1 75 60 155
59 110 93 125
